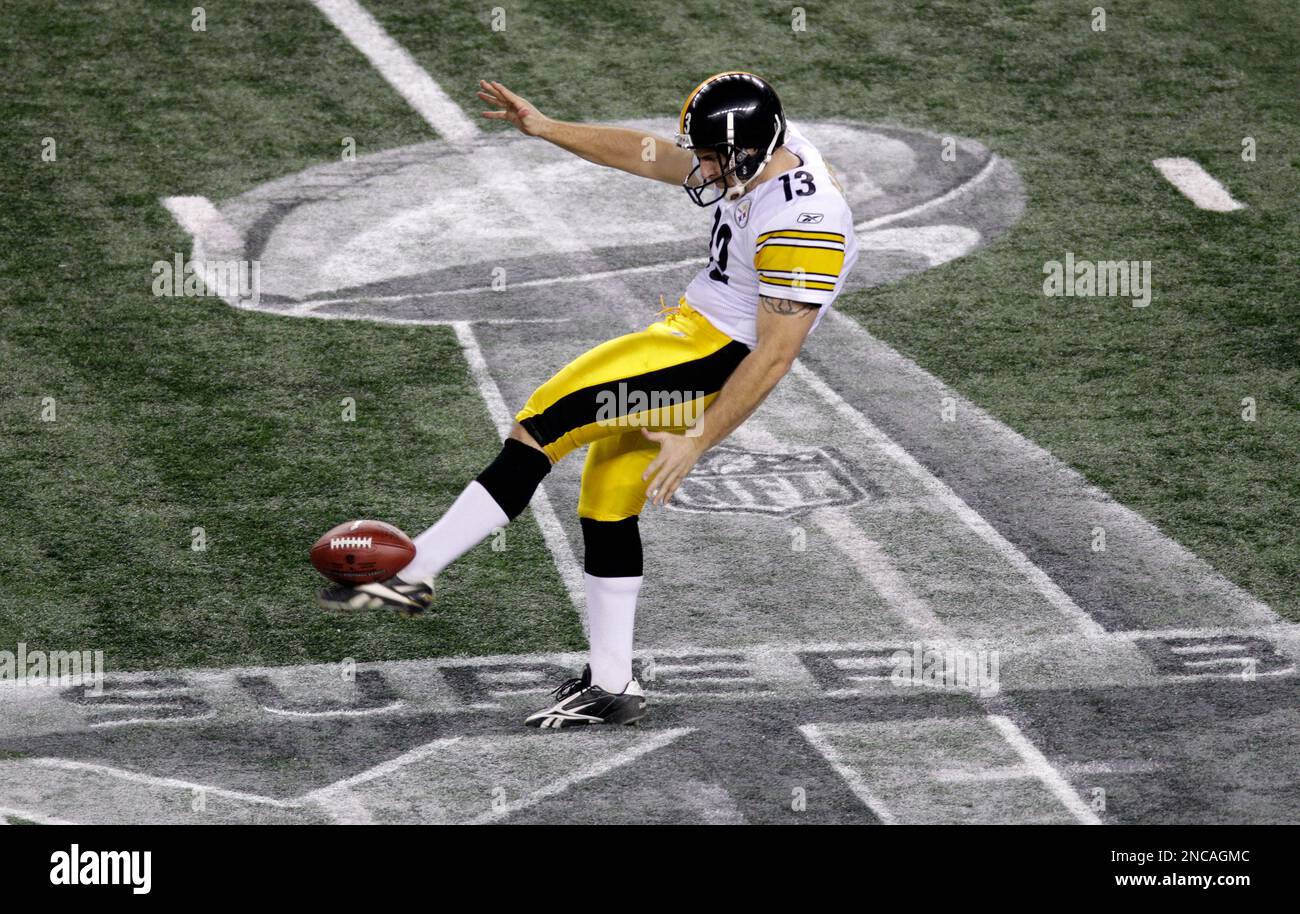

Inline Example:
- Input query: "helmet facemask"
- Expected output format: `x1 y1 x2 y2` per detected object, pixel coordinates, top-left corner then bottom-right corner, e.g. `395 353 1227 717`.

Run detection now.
677 112 783 207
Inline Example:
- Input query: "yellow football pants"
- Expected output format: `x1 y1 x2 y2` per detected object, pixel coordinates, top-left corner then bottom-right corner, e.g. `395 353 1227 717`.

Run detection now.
515 301 751 522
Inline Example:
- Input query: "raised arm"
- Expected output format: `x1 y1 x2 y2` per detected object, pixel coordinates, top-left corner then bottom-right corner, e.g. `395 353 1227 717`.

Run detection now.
478 80 693 185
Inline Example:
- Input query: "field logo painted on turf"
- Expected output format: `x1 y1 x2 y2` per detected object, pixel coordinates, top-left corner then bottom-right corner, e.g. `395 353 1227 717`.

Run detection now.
152 252 261 307
1042 252 1151 307
170 121 1023 318
666 446 874 516
0 643 104 696
890 642 1001 697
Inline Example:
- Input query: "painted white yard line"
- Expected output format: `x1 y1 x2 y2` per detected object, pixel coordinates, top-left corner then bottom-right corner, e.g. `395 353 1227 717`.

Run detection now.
161 194 588 623
797 723 899 824
1152 158 1245 212
986 715 1102 824
812 508 950 638
822 308 1278 627
467 727 693 824
306 3 593 625
279 22 1110 651
790 358 1108 639
729 422 950 638
26 758 297 809
452 321 586 617
306 0 479 144
311 0 576 247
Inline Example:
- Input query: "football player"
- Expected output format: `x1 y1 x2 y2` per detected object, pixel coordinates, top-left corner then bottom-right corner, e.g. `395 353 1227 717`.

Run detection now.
319 72 859 729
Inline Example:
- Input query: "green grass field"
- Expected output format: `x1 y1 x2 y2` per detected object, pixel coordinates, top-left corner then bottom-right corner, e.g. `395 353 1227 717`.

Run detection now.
2 0 1296 672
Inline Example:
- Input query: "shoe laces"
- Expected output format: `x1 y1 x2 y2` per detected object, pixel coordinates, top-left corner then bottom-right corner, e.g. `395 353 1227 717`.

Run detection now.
384 574 430 592
551 674 590 701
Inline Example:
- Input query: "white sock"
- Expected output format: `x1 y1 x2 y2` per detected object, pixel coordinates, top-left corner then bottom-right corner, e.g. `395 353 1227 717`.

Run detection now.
397 480 509 584
584 572 642 692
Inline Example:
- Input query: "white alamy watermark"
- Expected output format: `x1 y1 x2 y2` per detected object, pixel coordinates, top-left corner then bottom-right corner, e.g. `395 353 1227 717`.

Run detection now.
594 383 706 435
50 845 151 895
0 643 105 696
1043 252 1151 307
152 253 261 307
890 642 1001 697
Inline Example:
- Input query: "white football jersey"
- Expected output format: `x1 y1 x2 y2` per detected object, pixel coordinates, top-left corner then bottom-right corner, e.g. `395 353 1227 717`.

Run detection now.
684 124 858 348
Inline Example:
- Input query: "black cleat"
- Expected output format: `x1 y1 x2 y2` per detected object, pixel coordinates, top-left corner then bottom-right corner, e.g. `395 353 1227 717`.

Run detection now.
317 575 434 617
525 664 647 729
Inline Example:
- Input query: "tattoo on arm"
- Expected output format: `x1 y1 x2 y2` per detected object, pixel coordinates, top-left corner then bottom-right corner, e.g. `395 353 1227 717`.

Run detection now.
759 296 818 317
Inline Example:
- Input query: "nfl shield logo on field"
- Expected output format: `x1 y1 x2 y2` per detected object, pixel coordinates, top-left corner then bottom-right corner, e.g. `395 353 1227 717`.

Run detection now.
670 446 873 516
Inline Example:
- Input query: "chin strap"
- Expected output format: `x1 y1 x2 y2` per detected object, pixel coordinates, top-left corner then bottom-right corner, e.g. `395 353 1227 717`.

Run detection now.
724 114 784 201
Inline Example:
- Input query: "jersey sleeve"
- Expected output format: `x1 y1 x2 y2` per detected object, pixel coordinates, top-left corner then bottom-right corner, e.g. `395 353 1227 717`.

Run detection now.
752 214 848 306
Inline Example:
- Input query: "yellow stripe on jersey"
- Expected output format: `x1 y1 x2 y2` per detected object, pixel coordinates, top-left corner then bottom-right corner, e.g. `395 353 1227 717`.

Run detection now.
754 243 846 278
756 229 846 245
758 275 838 292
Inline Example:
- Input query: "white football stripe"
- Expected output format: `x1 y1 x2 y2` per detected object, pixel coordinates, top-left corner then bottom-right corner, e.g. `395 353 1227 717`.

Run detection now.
307 0 479 144
798 724 899 824
1152 158 1245 212
451 321 586 616
986 715 1102 824
811 508 950 639
789 356 1108 638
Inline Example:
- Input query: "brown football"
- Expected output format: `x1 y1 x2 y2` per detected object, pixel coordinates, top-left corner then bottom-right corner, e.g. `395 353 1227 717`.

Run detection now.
310 519 416 585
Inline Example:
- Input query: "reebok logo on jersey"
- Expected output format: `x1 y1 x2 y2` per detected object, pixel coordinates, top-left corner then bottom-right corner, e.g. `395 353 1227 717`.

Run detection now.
796 212 824 223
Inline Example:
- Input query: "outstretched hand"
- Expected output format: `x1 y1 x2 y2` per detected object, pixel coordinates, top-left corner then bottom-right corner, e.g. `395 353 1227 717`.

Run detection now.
641 427 706 507
477 80 549 136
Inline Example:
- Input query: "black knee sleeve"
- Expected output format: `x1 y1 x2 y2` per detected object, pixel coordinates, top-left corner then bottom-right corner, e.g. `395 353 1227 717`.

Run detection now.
580 516 643 578
475 438 553 521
